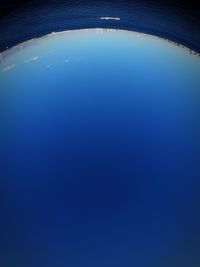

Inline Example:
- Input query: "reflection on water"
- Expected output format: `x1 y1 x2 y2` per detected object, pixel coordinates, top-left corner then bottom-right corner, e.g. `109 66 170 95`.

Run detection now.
1 29 200 267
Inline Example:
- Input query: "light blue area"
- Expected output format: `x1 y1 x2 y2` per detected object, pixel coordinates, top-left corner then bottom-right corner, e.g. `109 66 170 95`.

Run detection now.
0 29 200 267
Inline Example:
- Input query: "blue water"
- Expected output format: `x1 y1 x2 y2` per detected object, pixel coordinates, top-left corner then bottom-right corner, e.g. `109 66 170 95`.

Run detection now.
1 29 200 266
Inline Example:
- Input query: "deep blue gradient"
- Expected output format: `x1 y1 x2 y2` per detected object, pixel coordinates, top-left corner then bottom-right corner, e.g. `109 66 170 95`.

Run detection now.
1 29 200 266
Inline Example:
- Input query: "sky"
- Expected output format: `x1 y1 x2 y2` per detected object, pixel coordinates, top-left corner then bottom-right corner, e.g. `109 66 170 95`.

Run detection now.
0 29 200 267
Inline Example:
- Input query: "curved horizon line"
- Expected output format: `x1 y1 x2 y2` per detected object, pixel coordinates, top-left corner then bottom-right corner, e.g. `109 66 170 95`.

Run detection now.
1 28 199 62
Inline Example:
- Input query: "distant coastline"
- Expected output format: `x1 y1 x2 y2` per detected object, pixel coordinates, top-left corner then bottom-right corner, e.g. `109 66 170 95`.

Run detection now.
1 28 199 64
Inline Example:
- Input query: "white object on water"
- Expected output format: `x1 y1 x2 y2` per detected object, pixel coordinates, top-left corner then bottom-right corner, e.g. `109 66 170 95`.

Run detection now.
99 17 120 21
